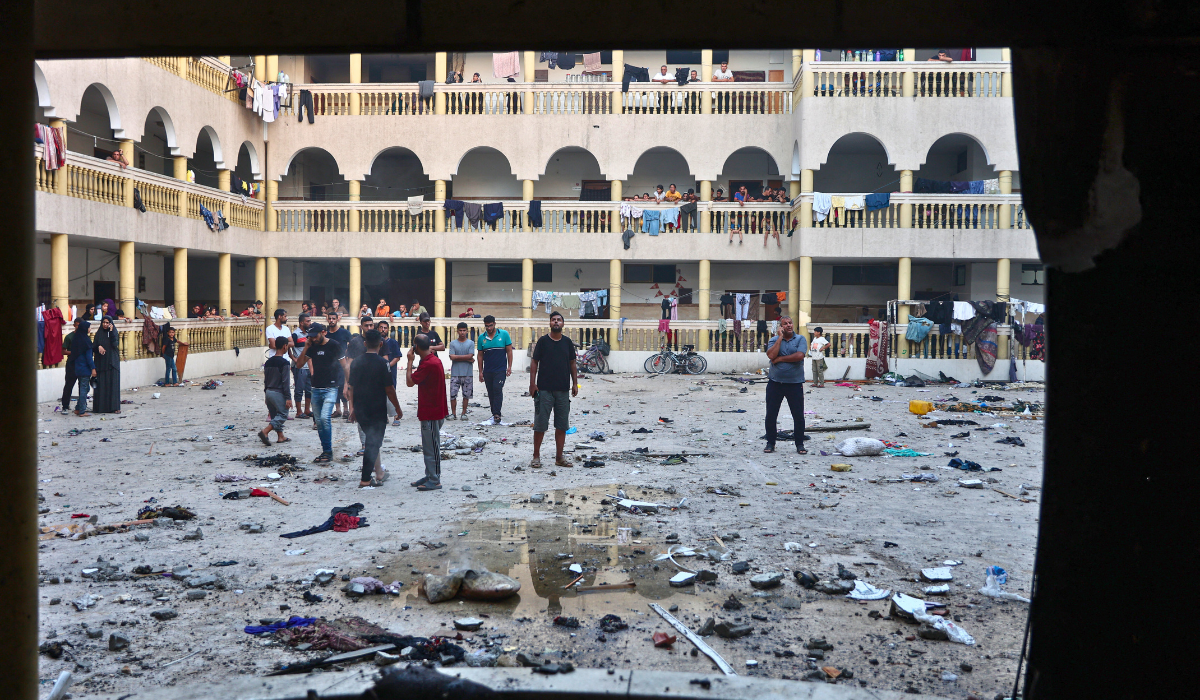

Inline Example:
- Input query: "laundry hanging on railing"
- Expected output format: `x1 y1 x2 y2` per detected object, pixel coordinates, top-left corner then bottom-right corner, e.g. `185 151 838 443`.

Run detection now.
407 196 424 215
864 193 891 211
622 65 650 92
483 202 505 229
642 210 662 235
463 202 483 228
812 192 832 222
493 52 521 79
527 200 542 228
913 177 1000 194
35 124 64 170
620 202 644 220
532 289 609 317
583 53 602 72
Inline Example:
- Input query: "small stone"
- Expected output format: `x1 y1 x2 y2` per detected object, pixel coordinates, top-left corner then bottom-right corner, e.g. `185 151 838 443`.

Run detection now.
806 637 834 651
49 598 61 606
248 524 264 534
960 662 973 672
917 623 950 641
664 533 680 543
696 570 718 582
723 595 744 611
731 561 750 574
400 543 410 551
714 623 753 639
342 583 367 596
837 563 857 580
109 632 130 651
186 590 207 600
454 617 484 631
697 618 716 636
529 494 546 503
815 579 855 595
669 572 696 587
87 629 103 639
750 571 784 589
150 608 177 621
133 533 150 542
182 528 203 541
667 605 679 613
186 575 218 588
808 649 825 660
776 596 803 610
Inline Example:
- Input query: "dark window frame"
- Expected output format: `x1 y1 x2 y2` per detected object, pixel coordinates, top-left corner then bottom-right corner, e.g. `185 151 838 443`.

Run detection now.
488 262 552 283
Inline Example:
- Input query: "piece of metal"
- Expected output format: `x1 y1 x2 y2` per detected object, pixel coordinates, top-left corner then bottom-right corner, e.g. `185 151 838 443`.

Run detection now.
649 603 737 676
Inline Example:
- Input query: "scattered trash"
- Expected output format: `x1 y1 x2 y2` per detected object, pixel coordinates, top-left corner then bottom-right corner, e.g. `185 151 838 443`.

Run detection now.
958 479 984 489
921 567 954 582
847 581 891 600
995 436 1026 447
784 542 803 552
553 616 581 629
835 437 885 456
599 614 629 633
830 463 852 472
883 448 930 457
649 603 736 676
669 572 697 587
949 458 984 471
985 565 1008 584
980 571 1031 603
890 593 975 645
652 632 677 648
923 584 951 596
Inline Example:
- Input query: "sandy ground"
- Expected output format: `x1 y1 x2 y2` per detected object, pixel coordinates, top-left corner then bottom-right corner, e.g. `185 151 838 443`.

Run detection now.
36 365 1044 699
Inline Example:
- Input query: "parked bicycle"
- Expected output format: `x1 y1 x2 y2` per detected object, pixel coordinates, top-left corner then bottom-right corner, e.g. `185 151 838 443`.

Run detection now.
644 344 708 375
577 341 609 374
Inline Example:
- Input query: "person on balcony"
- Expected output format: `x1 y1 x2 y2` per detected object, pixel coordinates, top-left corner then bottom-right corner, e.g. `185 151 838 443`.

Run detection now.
106 149 129 170
409 299 428 317
713 188 727 202
653 185 666 203
358 303 372 318
664 184 683 203
375 299 390 317
928 49 954 63
652 65 673 84
188 304 203 319
712 60 734 111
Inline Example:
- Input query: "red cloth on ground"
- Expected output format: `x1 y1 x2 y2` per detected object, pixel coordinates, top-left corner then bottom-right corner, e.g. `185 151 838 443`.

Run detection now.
41 307 65 366
250 488 270 497
412 354 449 421
332 512 361 532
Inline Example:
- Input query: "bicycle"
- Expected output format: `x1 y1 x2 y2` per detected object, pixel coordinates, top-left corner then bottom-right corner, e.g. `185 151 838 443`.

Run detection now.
643 344 708 375
576 342 609 374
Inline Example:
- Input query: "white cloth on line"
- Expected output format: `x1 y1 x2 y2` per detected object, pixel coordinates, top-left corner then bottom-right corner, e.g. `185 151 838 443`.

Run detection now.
407 196 424 215
952 301 975 321
493 52 521 79
844 195 865 210
812 193 832 222
735 293 751 321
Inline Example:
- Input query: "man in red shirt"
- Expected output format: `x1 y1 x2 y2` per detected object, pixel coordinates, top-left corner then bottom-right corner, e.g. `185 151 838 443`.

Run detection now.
405 334 448 491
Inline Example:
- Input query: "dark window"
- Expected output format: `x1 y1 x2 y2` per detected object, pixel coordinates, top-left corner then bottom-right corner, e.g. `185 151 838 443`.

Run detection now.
624 264 675 284
488 263 551 283
37 278 50 308
955 264 967 286
1021 264 1045 285
832 265 899 286
580 180 611 201
665 50 729 65
653 265 676 283
138 276 146 293
956 149 968 174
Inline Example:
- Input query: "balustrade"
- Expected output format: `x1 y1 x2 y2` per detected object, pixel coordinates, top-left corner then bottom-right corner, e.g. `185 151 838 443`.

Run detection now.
37 318 267 369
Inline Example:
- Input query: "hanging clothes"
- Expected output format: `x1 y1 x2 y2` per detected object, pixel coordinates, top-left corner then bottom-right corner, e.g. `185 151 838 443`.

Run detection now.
540 51 557 66
812 193 832 222
642 210 662 235
622 229 635 249
583 52 601 72
482 202 505 229
407 195 424 215
556 53 576 70
983 179 1001 194
658 319 670 333
1029 325 1046 361
735 293 750 320
661 298 672 319
864 193 890 211
661 207 680 228
674 67 690 85
844 195 865 210
527 200 542 228
462 202 483 228
622 65 650 92
976 324 998 375
617 317 626 342
444 200 465 228
864 320 890 379
831 195 844 209
560 294 581 311
717 318 727 334
620 202 644 220
952 301 975 321
493 52 521 79
968 180 986 194
905 317 934 343
678 201 698 230
41 307 65 366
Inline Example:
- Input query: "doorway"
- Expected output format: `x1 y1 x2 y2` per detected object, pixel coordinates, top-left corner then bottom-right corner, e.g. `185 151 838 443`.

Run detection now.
93 281 116 306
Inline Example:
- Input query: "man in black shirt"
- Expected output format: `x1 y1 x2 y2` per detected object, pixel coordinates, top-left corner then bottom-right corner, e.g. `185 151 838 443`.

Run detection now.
294 322 344 463
259 336 293 445
528 312 578 469
417 312 445 352
347 316 380 456
326 312 352 418
347 329 403 487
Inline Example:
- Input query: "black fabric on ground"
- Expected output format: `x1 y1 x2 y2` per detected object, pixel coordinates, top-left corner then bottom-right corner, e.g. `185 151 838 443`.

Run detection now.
280 503 368 538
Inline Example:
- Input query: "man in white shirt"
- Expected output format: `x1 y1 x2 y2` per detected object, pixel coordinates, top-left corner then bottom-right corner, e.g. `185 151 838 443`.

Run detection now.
265 309 292 359
652 65 673 83
809 326 830 387
711 61 734 111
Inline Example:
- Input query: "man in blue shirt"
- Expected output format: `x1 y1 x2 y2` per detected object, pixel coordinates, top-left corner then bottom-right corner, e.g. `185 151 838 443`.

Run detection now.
764 316 808 454
476 315 513 425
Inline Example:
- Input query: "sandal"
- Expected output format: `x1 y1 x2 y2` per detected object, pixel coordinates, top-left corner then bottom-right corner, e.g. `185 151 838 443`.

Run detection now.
796 448 808 455
258 430 271 446
356 449 365 456
313 452 332 463
76 411 92 417
763 444 775 453
555 458 573 468
416 482 442 491
277 436 291 443
411 476 429 487
529 458 543 469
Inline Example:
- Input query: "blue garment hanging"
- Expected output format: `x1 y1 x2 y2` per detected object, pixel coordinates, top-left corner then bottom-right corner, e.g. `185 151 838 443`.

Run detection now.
642 210 662 235
864 193 891 211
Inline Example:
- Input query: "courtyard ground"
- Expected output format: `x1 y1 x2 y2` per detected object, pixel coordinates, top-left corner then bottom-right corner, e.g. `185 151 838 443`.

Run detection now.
35 365 1044 699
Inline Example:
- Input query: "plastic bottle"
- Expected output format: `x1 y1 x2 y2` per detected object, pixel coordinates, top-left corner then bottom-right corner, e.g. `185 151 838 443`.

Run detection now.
898 49 904 61
840 50 846 62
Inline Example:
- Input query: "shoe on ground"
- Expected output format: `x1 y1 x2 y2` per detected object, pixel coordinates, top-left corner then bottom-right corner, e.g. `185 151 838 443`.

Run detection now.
416 482 442 491
411 476 429 487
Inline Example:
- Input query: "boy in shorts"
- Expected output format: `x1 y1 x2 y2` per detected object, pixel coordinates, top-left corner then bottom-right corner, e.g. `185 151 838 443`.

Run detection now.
446 322 475 420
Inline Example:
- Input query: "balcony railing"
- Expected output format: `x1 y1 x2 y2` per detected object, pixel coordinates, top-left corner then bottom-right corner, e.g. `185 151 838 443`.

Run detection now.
35 149 264 230
797 193 1030 229
38 317 266 369
802 61 1009 98
142 56 241 103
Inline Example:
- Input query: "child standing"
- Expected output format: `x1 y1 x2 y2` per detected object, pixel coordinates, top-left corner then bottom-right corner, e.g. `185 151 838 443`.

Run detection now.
162 324 179 386
260 336 294 445
447 322 475 421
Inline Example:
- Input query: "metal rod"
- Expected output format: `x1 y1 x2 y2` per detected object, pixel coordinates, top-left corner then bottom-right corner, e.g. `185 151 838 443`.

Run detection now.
649 603 737 676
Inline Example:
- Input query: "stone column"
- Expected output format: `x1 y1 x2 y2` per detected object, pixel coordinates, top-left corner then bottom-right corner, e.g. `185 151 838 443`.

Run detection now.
903 49 916 97
174 156 188 217
1001 48 1012 97
255 257 266 308
217 169 230 192
788 260 799 320
434 53 447 115
178 56 189 77
266 179 278 232
266 55 279 83
349 53 362 115
701 49 713 114
348 180 361 232
434 257 447 324
897 257 912 358
799 169 813 227
254 56 266 81
348 257 361 320
899 170 913 227
609 259 621 350
50 119 68 195
611 51 624 114
610 179 622 233
697 260 711 351
119 242 135 318
798 256 813 329
218 253 231 348
434 180 446 232
50 234 68 314
119 139 134 207
173 248 188 341
699 180 712 233
999 171 1013 229
521 258 533 349
799 49 814 100
266 257 279 319
523 51 536 115
522 180 534 229
997 258 1011 359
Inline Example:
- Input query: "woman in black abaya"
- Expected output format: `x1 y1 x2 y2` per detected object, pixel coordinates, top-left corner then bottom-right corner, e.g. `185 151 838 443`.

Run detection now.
92 315 122 414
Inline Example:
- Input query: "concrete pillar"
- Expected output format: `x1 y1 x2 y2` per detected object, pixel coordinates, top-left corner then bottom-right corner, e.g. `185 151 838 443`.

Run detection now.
119 139 134 206
609 259 621 350
266 55 279 83
348 180 361 232
348 257 361 319
218 253 231 348
218 56 231 66
997 258 1011 359
173 247 187 324
1001 48 1012 97
798 256 813 329
434 257 446 319
266 179 278 232
699 180 712 233
999 171 1013 229
50 119 68 195
897 256 912 357
903 49 916 97
178 56 189 77
611 51 624 114
119 241 135 318
434 53 447 115
799 169 814 227
523 51 536 115
521 258 533 348
173 156 188 217
789 180 800 198
522 179 534 229
254 55 266 81
434 180 446 232
349 53 362 115
899 169 914 227
701 49 713 114
610 180 622 232
50 234 68 313
788 260 799 320
217 168 230 192
255 257 266 307
266 257 279 320
697 259 711 350
799 49 814 99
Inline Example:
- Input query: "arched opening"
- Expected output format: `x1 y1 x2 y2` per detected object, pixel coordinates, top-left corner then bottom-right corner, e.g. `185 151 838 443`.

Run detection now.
33 63 52 119
364 147 433 201
718 146 783 200
280 147 346 201
451 147 519 200
234 142 260 187
915 133 998 183
627 147 695 200
190 127 223 189
134 107 178 176
540 147 606 200
70 84 122 158
814 133 896 192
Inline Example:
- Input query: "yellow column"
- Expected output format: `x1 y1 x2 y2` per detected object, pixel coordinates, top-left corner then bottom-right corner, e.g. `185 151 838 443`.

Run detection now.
798 256 812 329
523 51 536 115
266 257 279 319
996 258 1011 359
799 169 813 227
609 260 622 350
434 257 446 319
434 180 446 232
521 258 533 348
266 179 278 232
611 51 624 114
699 180 712 233
897 257 912 357
789 180 800 198
701 49 713 114
1001 48 1012 97
119 139 134 207
902 49 915 97
899 170 913 227
434 53 447 115
998 171 1013 229
50 234 69 314
266 55 279 82
254 55 266 81
218 56 231 66
788 260 799 320
173 248 188 335
792 49 802 79
348 180 361 232
697 260 711 350
255 257 266 307
348 258 361 319
522 180 534 229
218 253 231 348
799 49 814 100
217 169 230 192
50 119 68 195
119 241 135 318
178 56 189 77
349 53 361 116
610 179 622 232
173 156 188 217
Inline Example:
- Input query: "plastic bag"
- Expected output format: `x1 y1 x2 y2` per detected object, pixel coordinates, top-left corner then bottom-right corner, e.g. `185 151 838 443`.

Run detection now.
891 593 975 645
980 573 1030 603
847 581 891 600
835 437 885 456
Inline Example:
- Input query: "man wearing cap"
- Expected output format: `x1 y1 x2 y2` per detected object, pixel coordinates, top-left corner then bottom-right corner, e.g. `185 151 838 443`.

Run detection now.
417 312 445 352
293 322 345 463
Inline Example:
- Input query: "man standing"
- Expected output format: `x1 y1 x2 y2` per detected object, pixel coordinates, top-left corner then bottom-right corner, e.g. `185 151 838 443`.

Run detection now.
293 322 344 463
326 311 352 418
60 318 80 413
529 312 578 469
810 326 830 388
417 312 445 352
376 319 403 426
447 322 475 421
259 336 293 445
265 308 291 359
763 316 808 455
712 60 734 111
651 64 673 84
291 313 312 418
347 329 403 488
476 315 513 425
406 335 448 491
346 316 375 454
